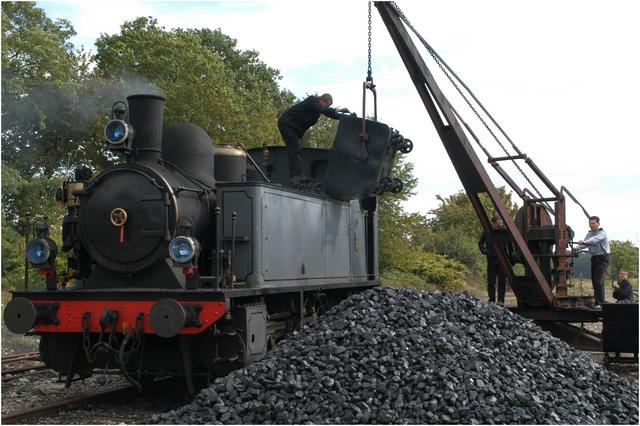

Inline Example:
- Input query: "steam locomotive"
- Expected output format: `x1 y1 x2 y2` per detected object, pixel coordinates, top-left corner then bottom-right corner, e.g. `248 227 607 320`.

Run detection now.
3 94 411 392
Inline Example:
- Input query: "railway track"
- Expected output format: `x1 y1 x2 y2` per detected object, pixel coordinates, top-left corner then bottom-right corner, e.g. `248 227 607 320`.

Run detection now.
1 384 135 424
2 353 186 424
2 351 40 363
2 351 48 382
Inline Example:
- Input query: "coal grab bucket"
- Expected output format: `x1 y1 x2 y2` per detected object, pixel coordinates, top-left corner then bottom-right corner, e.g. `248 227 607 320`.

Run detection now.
323 115 394 200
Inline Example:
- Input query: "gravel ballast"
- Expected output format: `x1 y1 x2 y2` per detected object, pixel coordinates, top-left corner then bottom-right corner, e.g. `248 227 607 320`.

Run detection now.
154 287 639 424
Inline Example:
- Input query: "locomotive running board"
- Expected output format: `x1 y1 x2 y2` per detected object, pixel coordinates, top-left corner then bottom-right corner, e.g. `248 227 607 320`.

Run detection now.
11 288 226 301
13 279 380 301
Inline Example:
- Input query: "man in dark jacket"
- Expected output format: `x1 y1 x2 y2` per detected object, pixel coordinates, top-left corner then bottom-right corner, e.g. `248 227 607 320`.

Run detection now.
479 215 508 306
278 93 348 184
613 270 634 302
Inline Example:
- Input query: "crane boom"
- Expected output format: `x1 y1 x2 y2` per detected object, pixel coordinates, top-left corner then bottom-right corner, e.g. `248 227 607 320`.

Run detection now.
375 2 560 308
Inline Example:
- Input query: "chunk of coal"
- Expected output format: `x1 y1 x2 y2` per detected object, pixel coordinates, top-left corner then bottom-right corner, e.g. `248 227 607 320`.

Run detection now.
154 288 639 424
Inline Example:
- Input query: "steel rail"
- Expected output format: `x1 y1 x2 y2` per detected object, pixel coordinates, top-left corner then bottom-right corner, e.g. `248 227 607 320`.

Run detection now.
2 368 51 382
1 352 40 364
2 364 48 377
1 384 134 424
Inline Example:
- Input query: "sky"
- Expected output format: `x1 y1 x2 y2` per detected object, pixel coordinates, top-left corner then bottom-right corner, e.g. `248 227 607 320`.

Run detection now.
38 0 640 244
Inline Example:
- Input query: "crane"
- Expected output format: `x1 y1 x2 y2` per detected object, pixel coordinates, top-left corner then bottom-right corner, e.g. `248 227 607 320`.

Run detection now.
371 1 637 360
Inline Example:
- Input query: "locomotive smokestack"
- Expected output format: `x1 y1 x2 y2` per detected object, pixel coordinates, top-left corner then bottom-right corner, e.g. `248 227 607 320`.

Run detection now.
127 94 165 164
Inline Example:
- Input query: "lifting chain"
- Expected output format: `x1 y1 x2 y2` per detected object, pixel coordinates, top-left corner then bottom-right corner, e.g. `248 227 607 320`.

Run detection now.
366 1 373 83
360 1 378 161
389 2 549 208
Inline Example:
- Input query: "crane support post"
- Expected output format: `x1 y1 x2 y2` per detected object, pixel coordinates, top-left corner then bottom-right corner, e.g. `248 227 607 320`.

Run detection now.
375 2 554 307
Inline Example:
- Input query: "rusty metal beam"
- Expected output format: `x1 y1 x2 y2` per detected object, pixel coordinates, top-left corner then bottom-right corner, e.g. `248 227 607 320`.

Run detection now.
375 2 554 307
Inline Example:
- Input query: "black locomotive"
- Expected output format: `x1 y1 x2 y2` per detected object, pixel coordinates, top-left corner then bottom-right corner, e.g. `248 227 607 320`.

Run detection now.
4 94 410 392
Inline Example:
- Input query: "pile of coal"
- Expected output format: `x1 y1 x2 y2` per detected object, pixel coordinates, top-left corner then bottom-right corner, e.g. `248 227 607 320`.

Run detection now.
154 287 639 424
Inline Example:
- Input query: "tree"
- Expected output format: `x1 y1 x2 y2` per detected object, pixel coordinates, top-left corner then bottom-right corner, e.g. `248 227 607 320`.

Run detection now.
1 2 100 177
610 240 639 278
1 165 68 291
1 2 76 88
302 114 339 148
189 28 295 111
1 217 26 291
94 18 290 149
1 166 63 225
375 159 468 290
377 159 418 268
418 188 519 274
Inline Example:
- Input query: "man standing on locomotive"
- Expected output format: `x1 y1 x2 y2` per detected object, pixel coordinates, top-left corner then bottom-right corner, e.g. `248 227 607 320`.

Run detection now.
277 93 349 186
574 216 610 307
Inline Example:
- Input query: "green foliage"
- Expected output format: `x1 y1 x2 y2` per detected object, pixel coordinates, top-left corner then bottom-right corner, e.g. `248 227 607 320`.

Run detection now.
381 250 468 292
1 216 64 291
381 269 439 292
418 188 519 274
302 115 339 149
94 17 290 148
1 2 78 291
1 166 67 290
412 251 468 291
1 217 25 291
378 160 420 270
1 81 110 176
1 2 77 87
610 240 639 278
1 2 101 177
192 28 294 111
1 166 64 225
376 159 469 290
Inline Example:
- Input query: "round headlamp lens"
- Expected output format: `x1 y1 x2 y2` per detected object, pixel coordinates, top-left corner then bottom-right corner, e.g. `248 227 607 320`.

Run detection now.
26 239 50 265
104 119 129 144
169 237 198 263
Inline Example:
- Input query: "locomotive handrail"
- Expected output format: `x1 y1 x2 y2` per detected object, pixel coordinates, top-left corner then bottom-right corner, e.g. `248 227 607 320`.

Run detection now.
79 165 165 194
239 143 271 183
175 186 207 196
158 158 215 191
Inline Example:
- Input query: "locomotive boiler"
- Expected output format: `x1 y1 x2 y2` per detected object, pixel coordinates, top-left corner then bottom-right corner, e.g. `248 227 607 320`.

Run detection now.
4 94 410 392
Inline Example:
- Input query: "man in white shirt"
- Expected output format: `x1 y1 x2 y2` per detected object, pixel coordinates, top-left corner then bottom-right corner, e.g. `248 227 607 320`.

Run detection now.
574 216 610 307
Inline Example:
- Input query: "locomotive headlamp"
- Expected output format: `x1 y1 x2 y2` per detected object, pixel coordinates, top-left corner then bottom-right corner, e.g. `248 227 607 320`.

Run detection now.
169 236 200 264
26 239 52 265
25 220 58 290
104 119 130 145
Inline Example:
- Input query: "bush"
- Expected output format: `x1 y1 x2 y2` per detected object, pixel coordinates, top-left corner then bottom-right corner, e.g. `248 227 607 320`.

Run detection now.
381 250 468 291
381 269 440 292
410 251 468 291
